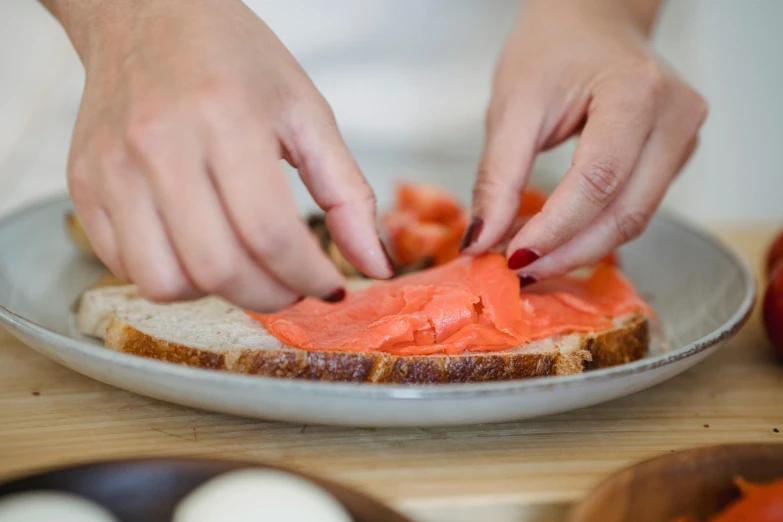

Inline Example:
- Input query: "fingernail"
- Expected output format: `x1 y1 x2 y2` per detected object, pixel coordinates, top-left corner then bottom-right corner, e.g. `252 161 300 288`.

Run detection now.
380 241 396 277
519 275 537 288
459 217 484 252
323 288 346 303
508 248 540 270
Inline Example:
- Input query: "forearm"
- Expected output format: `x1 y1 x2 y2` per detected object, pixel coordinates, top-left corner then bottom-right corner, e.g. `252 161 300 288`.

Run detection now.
524 0 665 37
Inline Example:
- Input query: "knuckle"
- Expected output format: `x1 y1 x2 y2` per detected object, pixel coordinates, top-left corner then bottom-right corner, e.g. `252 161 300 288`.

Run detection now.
95 145 132 200
614 209 649 243
472 171 519 212
281 77 329 114
352 185 377 209
687 90 709 128
188 253 241 295
536 215 566 245
474 159 513 197
97 142 130 175
67 155 92 198
308 93 336 122
124 112 169 158
472 175 501 200
192 77 242 120
578 161 623 204
244 222 290 259
285 91 337 145
633 60 668 100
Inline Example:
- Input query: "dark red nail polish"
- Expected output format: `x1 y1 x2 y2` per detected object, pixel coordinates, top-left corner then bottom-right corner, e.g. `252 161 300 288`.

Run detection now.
323 288 346 303
518 275 537 288
380 242 396 276
459 217 484 252
508 248 540 270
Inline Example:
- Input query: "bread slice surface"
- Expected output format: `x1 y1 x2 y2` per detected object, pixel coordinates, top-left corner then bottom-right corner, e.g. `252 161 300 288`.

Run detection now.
77 285 649 384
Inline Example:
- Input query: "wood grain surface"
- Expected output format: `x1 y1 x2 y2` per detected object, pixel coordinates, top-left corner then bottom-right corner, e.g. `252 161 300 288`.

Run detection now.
0 226 781 522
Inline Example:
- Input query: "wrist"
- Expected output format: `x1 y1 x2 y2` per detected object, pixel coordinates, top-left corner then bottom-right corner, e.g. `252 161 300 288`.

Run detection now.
40 0 143 68
523 0 663 38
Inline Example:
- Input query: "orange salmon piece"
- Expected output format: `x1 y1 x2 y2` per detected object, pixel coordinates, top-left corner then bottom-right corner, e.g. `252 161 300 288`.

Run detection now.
251 254 648 356
522 294 614 340
525 264 649 318
397 182 463 224
518 187 548 217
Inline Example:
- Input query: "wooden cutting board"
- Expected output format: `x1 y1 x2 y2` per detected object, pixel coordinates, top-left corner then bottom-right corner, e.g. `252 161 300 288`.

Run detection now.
0 226 781 522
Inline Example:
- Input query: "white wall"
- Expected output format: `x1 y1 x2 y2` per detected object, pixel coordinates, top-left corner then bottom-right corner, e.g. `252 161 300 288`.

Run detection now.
0 0 780 224
656 0 783 223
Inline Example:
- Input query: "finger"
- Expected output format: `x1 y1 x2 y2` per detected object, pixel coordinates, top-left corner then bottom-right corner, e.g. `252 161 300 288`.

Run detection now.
506 84 657 270
207 130 347 300
98 155 200 302
519 97 706 280
461 94 543 254
68 154 128 281
128 127 298 311
79 205 128 282
281 102 394 280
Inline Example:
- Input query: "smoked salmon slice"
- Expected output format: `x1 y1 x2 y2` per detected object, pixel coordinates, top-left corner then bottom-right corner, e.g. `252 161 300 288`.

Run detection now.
249 253 648 356
525 264 651 318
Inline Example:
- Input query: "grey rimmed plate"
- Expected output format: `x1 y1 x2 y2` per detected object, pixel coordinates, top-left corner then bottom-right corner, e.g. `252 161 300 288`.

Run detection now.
0 197 755 427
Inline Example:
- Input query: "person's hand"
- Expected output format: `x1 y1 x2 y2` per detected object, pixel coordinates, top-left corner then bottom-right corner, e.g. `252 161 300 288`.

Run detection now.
461 0 707 283
60 0 392 311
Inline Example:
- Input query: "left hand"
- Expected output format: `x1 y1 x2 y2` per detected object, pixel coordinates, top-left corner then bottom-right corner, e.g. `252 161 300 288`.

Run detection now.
461 0 707 282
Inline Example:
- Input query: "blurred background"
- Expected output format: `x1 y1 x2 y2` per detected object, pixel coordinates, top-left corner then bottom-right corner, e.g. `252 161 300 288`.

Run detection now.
0 0 780 225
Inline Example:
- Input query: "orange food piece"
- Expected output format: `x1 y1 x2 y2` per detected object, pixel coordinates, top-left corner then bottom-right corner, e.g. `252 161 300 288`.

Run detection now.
381 209 418 238
522 294 614 340
383 182 469 266
397 182 463 224
518 187 548 217
252 254 526 354
385 183 554 267
734 476 764 496
709 478 783 522
432 230 463 266
250 253 648 356
389 220 453 265
432 214 468 266
599 251 621 267
526 263 651 318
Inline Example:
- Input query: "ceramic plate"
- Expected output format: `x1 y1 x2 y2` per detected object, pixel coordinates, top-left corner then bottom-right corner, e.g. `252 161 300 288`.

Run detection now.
0 197 755 427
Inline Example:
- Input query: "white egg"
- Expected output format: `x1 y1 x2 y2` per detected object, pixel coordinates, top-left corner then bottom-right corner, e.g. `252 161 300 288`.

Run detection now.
0 491 118 522
173 469 353 522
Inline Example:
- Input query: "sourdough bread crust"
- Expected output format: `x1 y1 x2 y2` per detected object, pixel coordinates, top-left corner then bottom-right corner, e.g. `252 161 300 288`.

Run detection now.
104 314 648 384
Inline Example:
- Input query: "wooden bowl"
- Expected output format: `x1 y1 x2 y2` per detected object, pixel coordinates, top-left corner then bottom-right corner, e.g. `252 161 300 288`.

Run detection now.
0 457 413 522
569 443 783 522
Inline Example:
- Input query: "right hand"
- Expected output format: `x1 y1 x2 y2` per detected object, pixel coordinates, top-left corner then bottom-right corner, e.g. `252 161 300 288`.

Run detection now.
66 0 392 311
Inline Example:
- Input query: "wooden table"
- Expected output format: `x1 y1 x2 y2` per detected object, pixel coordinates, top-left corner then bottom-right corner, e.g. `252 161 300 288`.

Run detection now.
1 226 781 522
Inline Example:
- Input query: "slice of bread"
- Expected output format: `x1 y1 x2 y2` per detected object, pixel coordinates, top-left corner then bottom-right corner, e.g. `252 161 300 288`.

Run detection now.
76 285 649 384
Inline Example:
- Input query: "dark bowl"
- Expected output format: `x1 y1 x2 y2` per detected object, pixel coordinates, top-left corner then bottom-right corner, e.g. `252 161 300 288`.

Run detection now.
0 457 412 522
